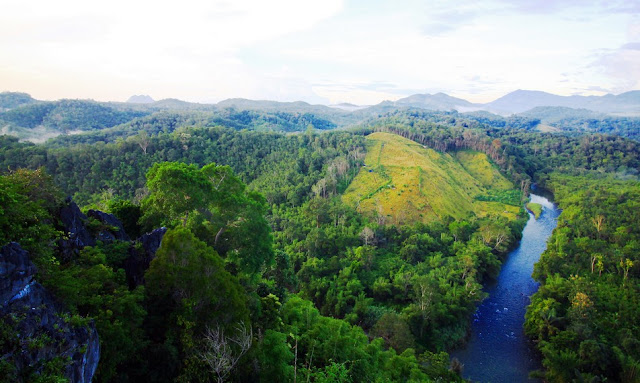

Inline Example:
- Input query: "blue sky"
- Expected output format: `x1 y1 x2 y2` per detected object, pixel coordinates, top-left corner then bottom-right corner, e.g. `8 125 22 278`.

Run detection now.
1 0 638 104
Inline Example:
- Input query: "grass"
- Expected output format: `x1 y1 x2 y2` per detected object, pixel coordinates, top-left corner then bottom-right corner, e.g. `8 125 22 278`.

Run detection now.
526 202 543 219
342 132 521 224
455 151 513 190
536 124 561 133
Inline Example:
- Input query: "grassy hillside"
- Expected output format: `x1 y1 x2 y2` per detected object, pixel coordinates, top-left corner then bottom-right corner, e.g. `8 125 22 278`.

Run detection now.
343 132 520 224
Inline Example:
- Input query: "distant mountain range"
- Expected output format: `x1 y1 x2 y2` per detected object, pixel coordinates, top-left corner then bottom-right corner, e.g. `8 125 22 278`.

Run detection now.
2 90 638 117
389 89 640 116
482 90 640 115
2 89 639 143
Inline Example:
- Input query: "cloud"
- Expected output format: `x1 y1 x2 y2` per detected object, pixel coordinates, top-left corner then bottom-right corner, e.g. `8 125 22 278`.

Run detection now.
591 43 640 93
501 0 639 15
621 42 640 50
0 0 344 102
1 0 636 104
311 80 408 105
420 5 486 36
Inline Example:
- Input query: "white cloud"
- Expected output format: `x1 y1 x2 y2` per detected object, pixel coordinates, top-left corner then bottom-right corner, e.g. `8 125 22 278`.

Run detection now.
0 0 637 104
0 0 343 102
591 45 640 93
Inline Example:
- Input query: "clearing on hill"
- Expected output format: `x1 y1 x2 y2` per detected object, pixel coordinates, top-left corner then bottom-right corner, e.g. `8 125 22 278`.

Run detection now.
342 132 521 224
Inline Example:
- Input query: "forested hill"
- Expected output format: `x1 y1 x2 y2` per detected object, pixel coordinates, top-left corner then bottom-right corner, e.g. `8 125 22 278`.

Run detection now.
0 99 149 142
3 91 640 147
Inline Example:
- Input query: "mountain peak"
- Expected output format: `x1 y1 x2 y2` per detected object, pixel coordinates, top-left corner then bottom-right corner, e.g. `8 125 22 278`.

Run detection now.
394 92 475 110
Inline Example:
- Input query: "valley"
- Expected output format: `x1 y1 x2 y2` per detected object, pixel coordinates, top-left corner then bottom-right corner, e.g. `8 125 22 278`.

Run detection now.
0 93 639 383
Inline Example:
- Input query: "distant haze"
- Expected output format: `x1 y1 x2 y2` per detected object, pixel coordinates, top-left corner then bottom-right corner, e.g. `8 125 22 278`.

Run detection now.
1 1 638 105
126 95 155 104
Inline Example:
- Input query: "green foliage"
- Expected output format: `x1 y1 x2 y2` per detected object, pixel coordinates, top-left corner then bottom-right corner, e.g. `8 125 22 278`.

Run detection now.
256 330 294 382
0 91 36 111
278 191 523 350
141 162 211 227
280 296 459 382
519 106 640 141
0 168 62 263
370 312 415 353
44 243 147 382
0 99 148 132
525 202 543 218
476 189 522 206
107 199 142 238
9 107 638 383
141 161 274 275
143 227 249 382
145 227 249 330
525 174 640 382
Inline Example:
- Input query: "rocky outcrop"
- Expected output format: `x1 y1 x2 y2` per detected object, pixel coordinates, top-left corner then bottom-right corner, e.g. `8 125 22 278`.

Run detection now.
58 197 134 262
58 197 96 261
0 242 37 306
124 227 167 288
0 243 100 382
87 209 131 242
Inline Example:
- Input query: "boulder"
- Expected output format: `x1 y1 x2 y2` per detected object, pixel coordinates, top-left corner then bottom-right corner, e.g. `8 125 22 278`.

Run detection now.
87 209 131 242
124 227 168 288
59 196 96 248
57 197 95 262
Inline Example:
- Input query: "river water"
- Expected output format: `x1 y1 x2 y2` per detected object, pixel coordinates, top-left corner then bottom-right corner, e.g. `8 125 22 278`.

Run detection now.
451 194 560 382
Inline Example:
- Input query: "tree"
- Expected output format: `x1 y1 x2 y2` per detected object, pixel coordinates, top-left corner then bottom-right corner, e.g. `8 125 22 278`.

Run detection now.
145 227 249 329
359 227 375 246
591 214 605 238
256 330 295 382
198 323 252 383
141 162 211 228
371 313 415 353
136 130 150 154
144 227 249 380
141 162 274 275
0 168 61 261
413 276 435 336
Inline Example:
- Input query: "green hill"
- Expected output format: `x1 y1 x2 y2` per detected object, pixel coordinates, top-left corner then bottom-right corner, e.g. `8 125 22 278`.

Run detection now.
343 132 520 224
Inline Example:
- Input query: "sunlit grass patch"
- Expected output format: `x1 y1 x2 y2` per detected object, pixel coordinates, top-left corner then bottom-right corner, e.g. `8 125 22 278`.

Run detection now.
343 132 522 224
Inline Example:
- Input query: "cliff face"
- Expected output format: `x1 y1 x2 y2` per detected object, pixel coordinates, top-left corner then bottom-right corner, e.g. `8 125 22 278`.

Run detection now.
0 242 100 382
124 227 168 288
1 197 167 382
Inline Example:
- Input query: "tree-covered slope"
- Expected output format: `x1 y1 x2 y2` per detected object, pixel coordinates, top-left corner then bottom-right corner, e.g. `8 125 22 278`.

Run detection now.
0 92 37 111
0 99 149 142
525 174 640 382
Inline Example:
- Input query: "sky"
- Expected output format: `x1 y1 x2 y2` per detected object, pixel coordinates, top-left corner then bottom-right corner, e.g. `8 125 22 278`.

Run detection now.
1 0 639 105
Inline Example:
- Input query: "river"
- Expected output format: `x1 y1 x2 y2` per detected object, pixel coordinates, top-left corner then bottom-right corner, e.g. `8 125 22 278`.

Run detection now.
451 194 560 382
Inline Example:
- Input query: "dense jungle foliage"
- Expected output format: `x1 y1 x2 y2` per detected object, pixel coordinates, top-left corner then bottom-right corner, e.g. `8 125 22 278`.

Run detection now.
1 106 639 382
525 174 640 382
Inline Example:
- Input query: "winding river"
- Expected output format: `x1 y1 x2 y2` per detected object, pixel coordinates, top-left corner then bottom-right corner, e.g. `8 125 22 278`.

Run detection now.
451 194 560 382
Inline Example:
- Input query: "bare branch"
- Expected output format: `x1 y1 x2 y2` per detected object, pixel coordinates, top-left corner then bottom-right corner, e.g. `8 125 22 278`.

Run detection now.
198 322 253 383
